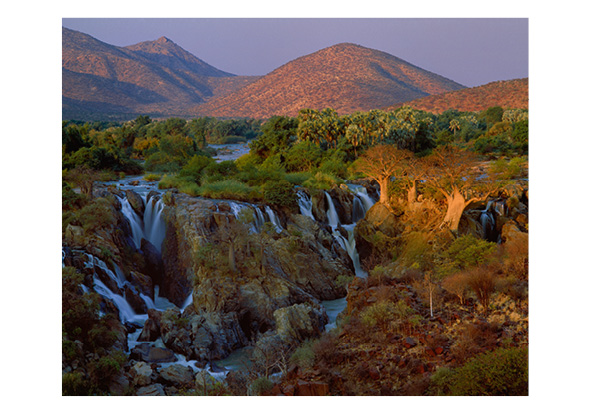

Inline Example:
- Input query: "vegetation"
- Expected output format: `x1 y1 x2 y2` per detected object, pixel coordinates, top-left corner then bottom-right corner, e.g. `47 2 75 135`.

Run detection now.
62 103 528 396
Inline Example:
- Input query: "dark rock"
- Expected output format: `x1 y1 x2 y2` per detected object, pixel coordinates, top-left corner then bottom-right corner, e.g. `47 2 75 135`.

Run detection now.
141 238 164 285
130 343 177 363
136 383 165 396
124 284 147 314
125 190 145 216
403 337 417 348
159 364 194 387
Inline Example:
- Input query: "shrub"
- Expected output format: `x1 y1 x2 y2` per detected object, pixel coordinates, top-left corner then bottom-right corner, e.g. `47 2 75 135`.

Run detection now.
143 173 161 182
302 171 342 191
248 377 274 396
178 154 214 182
290 340 316 370
62 371 90 396
429 347 528 395
263 180 296 209
200 179 259 202
74 198 116 232
202 160 239 183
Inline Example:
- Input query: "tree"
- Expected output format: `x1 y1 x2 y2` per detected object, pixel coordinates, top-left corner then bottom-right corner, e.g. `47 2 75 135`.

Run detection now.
64 165 101 199
355 145 413 207
421 145 497 232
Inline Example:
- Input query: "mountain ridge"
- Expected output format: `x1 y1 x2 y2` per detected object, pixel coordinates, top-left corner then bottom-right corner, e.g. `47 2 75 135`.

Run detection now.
63 28 526 121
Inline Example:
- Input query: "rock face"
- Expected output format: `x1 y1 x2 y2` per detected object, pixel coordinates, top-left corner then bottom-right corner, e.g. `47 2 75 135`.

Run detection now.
156 192 353 361
274 303 328 343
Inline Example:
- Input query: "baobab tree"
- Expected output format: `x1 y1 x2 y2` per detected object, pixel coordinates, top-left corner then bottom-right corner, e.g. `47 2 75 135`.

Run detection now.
355 145 413 207
420 145 497 232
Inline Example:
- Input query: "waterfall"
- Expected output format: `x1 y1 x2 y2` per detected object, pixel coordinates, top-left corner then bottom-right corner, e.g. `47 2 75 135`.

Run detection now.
118 192 166 252
119 196 144 248
322 297 347 331
352 197 365 222
296 190 315 220
324 192 340 228
253 207 266 231
324 192 367 278
265 205 283 233
144 196 166 251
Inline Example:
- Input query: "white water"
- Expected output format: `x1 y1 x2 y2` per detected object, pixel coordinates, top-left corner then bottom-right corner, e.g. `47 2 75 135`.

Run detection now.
118 192 166 252
119 196 144 249
324 191 372 278
296 190 315 219
322 297 347 331
265 205 283 233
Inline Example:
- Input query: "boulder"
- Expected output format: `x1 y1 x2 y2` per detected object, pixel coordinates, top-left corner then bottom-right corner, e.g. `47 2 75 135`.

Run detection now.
141 239 164 285
136 383 166 396
130 361 153 387
130 343 177 363
128 271 154 299
124 284 147 314
274 303 328 343
159 364 195 387
125 190 145 216
294 381 329 396
138 309 162 342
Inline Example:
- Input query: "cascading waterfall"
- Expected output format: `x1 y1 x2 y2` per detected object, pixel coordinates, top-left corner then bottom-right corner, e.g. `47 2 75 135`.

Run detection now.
144 196 166 252
480 199 505 242
319 188 376 330
228 201 281 233
265 205 283 233
119 196 144 249
296 190 315 219
118 192 166 252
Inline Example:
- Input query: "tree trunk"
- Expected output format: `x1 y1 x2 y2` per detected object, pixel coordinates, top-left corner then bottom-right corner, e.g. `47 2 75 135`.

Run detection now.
407 180 417 206
443 189 468 232
378 178 390 206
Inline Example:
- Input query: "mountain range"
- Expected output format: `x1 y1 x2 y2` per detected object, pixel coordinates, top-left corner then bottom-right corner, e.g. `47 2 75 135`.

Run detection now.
62 27 527 120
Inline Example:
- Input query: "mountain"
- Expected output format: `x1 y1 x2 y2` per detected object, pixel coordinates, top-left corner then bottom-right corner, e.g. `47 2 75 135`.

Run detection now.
62 28 258 119
385 78 529 114
192 43 465 118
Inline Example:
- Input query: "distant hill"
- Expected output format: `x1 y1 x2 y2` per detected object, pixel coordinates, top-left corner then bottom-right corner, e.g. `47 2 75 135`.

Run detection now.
385 78 529 114
62 28 258 120
193 43 465 118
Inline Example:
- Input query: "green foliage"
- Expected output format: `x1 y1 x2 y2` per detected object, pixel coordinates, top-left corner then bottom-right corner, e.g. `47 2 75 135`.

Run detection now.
87 351 127 392
143 173 162 182
490 156 528 180
202 160 239 183
302 171 342 191
73 198 117 232
178 154 215 182
263 180 296 209
441 234 497 273
481 106 504 125
290 340 316 370
429 347 528 395
250 115 298 159
199 179 259 202
399 232 433 270
62 371 90 396
284 140 323 172
248 377 275 396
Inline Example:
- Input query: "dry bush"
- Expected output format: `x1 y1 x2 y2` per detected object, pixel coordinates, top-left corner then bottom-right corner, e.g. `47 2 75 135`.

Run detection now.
502 233 528 280
450 321 502 363
466 264 500 314
442 271 470 305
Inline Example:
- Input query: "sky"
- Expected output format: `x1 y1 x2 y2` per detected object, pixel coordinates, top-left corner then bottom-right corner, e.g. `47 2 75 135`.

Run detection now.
61 18 528 88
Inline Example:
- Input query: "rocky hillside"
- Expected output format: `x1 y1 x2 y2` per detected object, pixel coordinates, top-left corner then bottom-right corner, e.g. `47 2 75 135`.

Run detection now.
63 29 466 120
62 27 259 120
386 78 528 114
193 43 465 118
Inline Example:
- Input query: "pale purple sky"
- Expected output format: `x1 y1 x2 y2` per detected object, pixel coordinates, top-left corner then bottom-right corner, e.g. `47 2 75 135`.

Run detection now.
62 18 527 88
